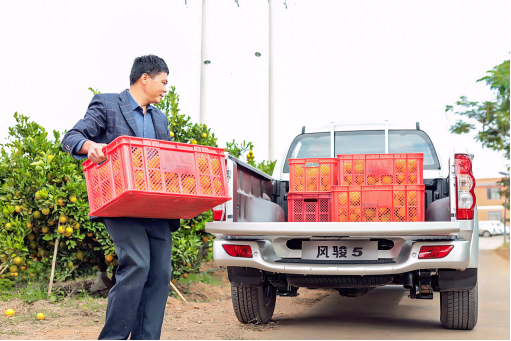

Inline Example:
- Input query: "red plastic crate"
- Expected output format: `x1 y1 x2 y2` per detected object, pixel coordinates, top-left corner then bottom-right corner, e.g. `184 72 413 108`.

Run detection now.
289 158 338 192
287 193 332 222
337 153 424 186
332 185 425 222
82 136 231 219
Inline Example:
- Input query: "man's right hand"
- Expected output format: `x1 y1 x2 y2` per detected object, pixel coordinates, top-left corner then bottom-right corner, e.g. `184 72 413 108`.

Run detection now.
80 141 108 164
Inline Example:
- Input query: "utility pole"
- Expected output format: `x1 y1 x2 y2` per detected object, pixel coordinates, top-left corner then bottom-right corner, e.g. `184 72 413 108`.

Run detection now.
199 0 209 125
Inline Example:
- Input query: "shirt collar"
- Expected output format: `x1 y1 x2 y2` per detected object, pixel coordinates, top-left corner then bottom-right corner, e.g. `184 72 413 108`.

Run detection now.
127 90 152 113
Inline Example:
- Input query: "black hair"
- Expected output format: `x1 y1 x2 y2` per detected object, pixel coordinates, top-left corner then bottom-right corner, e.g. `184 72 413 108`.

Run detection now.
129 55 169 85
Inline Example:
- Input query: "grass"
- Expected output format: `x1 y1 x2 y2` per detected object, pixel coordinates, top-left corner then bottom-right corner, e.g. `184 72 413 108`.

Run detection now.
0 279 95 304
179 272 222 286
498 241 510 249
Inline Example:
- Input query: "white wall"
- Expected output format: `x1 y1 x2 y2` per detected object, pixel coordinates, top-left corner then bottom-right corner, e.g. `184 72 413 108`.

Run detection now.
0 0 509 178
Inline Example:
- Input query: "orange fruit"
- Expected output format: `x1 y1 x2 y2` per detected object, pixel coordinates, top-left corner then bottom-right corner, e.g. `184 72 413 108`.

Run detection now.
211 158 220 174
57 199 65 206
33 211 41 219
132 149 143 168
367 176 378 185
26 221 32 228
355 175 364 185
350 192 361 205
297 185 305 191
28 233 35 241
69 195 77 203
105 254 114 262
320 164 330 175
408 174 417 184
354 162 364 174
408 159 417 171
183 177 196 190
65 227 73 235
15 206 21 213
213 179 223 194
36 313 45 320
294 164 304 177
59 216 67 224
396 174 405 184
344 176 352 185
183 273 188 278
13 257 22 265
382 176 393 185
396 160 405 173
343 162 352 174
42 208 50 215
338 193 348 206
9 265 18 273
200 176 211 189
57 225 66 234
74 223 80 230
408 191 417 206
321 177 330 186
42 226 49 234
5 309 15 317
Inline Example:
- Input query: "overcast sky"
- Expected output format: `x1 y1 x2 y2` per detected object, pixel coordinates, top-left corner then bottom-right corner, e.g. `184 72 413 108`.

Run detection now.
0 0 509 179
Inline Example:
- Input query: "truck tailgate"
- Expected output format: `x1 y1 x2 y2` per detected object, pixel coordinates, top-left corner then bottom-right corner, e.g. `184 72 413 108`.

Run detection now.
206 221 461 237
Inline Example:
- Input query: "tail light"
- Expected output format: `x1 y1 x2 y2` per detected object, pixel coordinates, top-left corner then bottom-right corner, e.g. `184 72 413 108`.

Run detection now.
455 154 476 220
212 204 226 221
222 245 253 258
418 245 454 259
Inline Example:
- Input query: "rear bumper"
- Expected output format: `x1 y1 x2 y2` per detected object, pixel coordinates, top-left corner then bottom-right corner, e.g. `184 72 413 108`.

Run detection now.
212 238 471 275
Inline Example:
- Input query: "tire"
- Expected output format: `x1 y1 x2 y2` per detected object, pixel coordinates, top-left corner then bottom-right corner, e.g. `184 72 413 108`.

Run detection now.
231 282 276 324
440 283 478 330
482 230 491 237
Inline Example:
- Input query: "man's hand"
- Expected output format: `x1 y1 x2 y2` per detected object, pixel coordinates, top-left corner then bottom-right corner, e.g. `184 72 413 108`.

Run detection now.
79 141 108 164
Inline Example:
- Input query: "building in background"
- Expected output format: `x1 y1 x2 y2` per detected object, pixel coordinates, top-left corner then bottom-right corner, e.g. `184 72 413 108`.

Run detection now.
475 177 509 226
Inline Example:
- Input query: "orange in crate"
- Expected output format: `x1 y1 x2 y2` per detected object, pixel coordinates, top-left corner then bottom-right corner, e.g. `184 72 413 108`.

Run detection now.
289 158 338 193
337 154 424 186
332 185 425 222
82 137 230 219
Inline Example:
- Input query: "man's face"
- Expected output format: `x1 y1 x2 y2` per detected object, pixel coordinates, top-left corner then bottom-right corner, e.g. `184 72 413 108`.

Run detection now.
144 71 168 104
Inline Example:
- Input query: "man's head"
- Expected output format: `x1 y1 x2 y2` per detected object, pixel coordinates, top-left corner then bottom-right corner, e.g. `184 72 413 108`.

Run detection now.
129 55 169 104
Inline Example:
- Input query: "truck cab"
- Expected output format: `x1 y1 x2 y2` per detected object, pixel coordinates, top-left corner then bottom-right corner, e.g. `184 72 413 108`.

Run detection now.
206 121 479 330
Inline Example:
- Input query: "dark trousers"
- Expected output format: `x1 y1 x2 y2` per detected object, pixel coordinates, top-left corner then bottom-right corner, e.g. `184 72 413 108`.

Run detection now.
98 218 173 340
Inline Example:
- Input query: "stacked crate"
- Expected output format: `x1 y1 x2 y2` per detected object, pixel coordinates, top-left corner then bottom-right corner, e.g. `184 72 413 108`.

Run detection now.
287 158 338 222
288 154 425 222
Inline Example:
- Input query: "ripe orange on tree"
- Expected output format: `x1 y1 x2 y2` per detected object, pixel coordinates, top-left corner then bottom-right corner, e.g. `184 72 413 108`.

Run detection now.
105 254 114 262
42 208 50 215
57 225 66 234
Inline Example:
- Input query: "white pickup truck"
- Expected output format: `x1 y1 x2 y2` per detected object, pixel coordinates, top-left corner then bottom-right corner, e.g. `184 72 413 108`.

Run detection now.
205 121 479 330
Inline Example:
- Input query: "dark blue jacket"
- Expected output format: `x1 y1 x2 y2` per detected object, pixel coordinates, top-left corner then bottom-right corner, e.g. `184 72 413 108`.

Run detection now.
62 89 180 231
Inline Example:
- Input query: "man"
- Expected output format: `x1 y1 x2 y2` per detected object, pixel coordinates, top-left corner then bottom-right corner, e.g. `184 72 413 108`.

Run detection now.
62 55 179 340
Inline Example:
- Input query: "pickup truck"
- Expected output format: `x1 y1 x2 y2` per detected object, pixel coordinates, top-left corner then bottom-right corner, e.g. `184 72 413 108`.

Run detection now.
205 121 479 330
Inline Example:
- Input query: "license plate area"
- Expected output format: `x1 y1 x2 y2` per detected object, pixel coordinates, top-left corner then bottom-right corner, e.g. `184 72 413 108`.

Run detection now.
302 240 378 261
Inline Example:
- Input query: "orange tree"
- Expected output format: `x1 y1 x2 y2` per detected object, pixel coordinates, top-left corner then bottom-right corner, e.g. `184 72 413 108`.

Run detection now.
0 113 110 284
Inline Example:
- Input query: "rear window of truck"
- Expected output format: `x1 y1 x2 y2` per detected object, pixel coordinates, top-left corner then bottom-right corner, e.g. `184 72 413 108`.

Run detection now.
283 130 440 173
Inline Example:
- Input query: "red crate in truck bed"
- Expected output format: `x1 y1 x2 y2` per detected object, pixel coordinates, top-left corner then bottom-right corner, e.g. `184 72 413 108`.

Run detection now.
337 153 424 186
82 136 231 219
287 192 332 222
332 185 425 222
289 158 338 193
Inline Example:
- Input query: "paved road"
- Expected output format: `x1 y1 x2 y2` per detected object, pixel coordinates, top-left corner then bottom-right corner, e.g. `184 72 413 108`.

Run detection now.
268 238 510 340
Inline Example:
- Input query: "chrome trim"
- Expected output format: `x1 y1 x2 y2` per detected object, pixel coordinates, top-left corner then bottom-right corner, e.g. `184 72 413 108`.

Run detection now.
212 239 470 275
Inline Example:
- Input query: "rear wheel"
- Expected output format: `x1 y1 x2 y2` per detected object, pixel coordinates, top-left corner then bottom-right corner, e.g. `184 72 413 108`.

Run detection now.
231 282 276 324
440 283 478 330
482 230 491 237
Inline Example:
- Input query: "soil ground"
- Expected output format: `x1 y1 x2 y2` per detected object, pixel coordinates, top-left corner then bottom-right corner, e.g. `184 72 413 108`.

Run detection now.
0 262 330 340
495 241 510 261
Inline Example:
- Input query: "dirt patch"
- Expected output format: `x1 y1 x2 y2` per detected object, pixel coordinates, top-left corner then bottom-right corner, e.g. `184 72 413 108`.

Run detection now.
0 262 331 340
495 243 510 261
